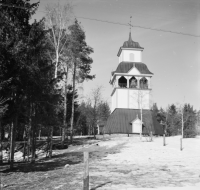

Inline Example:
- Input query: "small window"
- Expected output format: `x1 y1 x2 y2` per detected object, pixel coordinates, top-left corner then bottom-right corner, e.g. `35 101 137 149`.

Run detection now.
130 53 134 61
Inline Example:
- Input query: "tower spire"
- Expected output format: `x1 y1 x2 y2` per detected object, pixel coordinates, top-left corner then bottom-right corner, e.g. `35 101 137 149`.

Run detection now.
129 16 132 41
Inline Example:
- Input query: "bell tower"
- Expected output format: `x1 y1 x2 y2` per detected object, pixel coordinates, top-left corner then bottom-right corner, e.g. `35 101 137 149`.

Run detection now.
110 32 153 112
105 29 163 135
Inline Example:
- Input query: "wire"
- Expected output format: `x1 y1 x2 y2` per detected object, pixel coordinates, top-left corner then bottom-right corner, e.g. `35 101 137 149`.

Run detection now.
77 16 200 38
77 16 128 27
0 2 199 37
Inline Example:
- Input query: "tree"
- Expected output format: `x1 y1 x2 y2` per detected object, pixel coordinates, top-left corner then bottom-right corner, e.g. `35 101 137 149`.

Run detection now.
0 96 8 164
75 102 89 135
196 110 200 135
178 104 197 138
45 1 73 78
0 0 39 169
89 87 103 137
45 1 73 148
164 104 179 136
25 19 57 161
75 87 110 137
98 101 111 124
68 19 94 143
134 90 150 140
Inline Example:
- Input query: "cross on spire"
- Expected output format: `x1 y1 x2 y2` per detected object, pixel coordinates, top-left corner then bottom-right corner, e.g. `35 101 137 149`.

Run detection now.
129 16 132 34
128 16 132 41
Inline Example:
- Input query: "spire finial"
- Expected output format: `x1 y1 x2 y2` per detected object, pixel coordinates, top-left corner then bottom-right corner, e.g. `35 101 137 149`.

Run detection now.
128 16 132 41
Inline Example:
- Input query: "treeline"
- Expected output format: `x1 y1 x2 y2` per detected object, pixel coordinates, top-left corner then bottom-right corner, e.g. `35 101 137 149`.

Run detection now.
0 1 110 168
152 103 200 137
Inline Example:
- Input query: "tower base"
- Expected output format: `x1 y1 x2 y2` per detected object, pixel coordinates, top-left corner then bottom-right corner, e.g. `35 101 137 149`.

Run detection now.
104 108 163 135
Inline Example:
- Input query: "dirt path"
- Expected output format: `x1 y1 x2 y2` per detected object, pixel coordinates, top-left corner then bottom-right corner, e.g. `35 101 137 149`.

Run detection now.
1 135 200 190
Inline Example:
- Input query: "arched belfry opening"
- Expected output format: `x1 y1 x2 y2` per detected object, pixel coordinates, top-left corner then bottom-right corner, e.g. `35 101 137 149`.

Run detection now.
129 76 137 88
140 77 148 89
118 76 127 88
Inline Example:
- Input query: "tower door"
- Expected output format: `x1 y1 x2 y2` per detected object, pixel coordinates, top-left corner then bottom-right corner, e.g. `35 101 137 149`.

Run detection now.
132 118 142 133
132 123 141 133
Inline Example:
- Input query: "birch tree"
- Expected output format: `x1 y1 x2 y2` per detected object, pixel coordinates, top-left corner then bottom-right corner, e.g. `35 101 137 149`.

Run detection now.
178 104 196 138
45 1 73 148
90 86 102 138
136 89 150 140
45 1 73 78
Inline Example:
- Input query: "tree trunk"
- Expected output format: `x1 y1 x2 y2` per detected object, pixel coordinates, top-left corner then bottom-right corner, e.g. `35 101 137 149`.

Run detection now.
0 120 2 164
182 109 184 138
38 128 41 140
27 128 31 162
70 61 76 144
93 107 97 138
54 50 59 78
31 124 36 163
27 104 32 162
7 124 11 163
49 126 53 158
62 66 69 148
139 92 143 141
10 122 14 169
23 128 26 161
88 125 90 135
10 114 18 169
93 122 96 138
140 107 143 140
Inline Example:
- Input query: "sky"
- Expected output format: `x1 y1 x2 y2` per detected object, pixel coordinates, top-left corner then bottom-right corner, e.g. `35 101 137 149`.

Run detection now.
31 0 200 110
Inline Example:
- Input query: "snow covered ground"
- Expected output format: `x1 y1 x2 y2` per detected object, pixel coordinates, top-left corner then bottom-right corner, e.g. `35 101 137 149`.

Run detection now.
2 135 200 190
87 135 200 190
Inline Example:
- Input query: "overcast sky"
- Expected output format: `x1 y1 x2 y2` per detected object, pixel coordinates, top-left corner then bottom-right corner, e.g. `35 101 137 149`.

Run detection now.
32 0 200 110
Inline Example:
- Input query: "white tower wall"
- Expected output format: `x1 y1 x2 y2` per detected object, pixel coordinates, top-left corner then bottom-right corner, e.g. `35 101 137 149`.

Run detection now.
111 88 151 112
119 49 142 63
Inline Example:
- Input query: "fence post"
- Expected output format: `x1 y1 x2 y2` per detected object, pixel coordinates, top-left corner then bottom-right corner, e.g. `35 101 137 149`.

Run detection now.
180 137 182 151
150 131 153 141
163 134 165 146
49 126 53 158
0 120 2 164
83 152 89 190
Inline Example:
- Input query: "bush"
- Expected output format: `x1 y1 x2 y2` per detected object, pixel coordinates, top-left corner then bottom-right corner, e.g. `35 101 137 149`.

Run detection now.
184 128 197 138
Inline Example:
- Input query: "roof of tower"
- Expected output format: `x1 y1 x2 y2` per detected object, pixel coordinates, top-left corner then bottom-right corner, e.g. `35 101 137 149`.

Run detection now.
104 108 163 135
122 32 143 49
111 62 153 75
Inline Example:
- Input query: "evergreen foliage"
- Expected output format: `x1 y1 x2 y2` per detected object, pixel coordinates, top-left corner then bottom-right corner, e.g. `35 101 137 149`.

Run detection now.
153 103 198 138
0 1 95 165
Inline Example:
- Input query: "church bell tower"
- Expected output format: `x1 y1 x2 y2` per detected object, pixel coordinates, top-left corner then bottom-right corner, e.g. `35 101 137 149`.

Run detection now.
110 32 153 112
104 31 162 135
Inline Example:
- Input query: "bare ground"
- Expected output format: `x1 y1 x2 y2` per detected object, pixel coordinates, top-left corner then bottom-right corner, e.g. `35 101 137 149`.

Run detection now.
1 135 200 190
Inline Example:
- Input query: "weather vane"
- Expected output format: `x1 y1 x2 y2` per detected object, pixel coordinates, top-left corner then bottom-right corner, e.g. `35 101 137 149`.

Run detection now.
129 16 132 33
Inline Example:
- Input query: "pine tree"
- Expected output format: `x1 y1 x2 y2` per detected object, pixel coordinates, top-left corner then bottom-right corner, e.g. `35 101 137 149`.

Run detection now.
0 0 39 169
68 19 94 143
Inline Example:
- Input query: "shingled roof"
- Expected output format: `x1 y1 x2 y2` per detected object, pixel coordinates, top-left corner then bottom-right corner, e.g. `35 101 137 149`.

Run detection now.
104 108 163 135
122 32 143 49
112 62 153 75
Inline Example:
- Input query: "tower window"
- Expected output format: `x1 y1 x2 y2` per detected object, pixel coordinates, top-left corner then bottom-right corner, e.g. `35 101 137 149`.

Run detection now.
129 76 137 88
140 77 148 89
130 53 134 61
118 76 127 88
